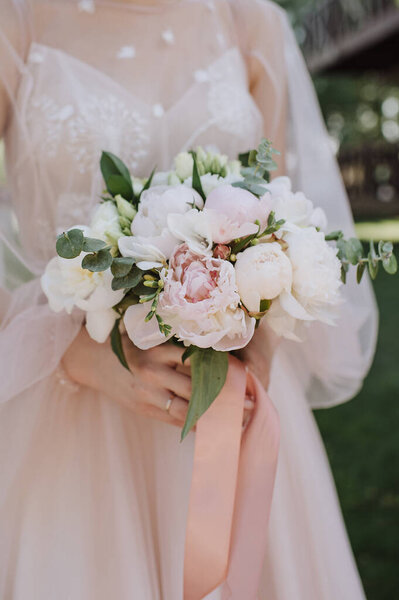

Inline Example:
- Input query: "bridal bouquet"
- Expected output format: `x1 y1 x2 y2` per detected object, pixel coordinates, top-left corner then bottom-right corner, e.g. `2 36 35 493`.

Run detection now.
42 140 397 437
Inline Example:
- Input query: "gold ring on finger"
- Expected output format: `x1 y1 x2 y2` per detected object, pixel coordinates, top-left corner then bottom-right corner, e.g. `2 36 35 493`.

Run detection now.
165 394 174 414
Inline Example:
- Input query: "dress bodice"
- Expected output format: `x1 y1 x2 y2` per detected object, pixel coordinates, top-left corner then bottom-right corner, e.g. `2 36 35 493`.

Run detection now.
4 0 265 270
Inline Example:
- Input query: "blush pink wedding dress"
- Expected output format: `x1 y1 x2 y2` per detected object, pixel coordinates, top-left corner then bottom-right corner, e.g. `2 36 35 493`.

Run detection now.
0 1 377 598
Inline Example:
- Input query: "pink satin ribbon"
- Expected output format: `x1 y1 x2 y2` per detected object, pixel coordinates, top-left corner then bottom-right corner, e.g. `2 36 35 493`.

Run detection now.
184 357 280 600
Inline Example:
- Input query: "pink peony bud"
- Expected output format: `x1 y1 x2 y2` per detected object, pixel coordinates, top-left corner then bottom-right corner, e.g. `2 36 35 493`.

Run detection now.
213 244 231 260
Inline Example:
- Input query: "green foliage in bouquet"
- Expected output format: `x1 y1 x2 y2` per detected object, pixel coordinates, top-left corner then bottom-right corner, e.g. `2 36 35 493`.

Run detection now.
54 139 398 440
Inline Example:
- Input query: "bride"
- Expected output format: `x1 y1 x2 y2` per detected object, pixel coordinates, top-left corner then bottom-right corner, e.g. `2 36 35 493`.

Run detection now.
0 0 378 598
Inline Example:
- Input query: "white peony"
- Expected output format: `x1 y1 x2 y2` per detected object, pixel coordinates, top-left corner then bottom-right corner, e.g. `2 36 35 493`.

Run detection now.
263 177 328 231
90 201 122 248
282 228 342 323
183 172 243 197
41 255 124 342
167 209 213 256
235 242 293 313
130 185 203 259
150 171 173 186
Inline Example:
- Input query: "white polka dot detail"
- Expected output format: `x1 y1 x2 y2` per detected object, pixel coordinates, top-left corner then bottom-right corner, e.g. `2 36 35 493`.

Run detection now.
153 104 165 118
77 0 95 14
117 46 136 60
162 29 175 45
194 69 210 83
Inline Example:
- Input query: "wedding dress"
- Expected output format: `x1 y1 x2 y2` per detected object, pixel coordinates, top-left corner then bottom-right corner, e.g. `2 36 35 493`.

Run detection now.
0 1 378 598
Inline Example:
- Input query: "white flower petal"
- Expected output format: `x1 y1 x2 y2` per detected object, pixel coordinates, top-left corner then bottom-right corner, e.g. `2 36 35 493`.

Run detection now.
279 291 314 321
86 308 118 343
124 303 172 350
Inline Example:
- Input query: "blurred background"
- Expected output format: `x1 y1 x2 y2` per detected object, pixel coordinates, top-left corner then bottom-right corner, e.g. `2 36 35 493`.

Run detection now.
0 1 398 597
274 0 399 597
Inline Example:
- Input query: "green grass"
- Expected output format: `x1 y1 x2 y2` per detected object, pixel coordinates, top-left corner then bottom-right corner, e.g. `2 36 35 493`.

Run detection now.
355 219 399 243
315 256 399 600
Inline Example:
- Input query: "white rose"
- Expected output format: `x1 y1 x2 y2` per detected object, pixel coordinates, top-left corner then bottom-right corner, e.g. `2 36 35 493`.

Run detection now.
235 242 293 313
90 201 122 248
283 228 342 323
131 185 203 258
263 176 327 231
41 255 124 342
174 152 194 181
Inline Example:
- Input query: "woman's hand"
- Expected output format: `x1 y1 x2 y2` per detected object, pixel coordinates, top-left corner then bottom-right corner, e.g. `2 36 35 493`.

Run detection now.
62 326 191 428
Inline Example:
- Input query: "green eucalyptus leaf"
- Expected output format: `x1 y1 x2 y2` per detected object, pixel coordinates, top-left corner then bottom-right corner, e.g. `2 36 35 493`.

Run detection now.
110 318 130 371
336 238 348 262
111 257 135 278
81 248 113 272
232 180 266 197
367 252 379 280
56 228 84 259
357 262 366 284
112 266 142 291
181 348 228 441
346 238 364 266
82 237 108 253
382 253 398 275
325 230 344 242
382 241 393 255
341 263 349 284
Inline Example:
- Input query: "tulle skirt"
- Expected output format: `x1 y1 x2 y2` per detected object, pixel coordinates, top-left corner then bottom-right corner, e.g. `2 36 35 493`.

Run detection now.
0 349 366 600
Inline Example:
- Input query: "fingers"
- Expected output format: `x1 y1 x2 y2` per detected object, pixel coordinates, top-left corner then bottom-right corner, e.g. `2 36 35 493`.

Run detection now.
135 403 183 428
168 395 189 423
135 392 188 428
154 366 192 402
148 344 186 368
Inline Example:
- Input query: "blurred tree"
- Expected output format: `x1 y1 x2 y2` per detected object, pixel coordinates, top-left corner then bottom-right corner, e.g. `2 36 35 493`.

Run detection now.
275 0 399 153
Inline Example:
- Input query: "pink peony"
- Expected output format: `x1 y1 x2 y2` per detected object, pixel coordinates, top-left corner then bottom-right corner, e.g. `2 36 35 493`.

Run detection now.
124 244 255 351
158 244 255 350
204 184 270 243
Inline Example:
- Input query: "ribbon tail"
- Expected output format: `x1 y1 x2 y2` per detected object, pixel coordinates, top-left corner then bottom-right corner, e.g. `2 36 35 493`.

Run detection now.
184 357 246 600
183 360 280 600
222 372 280 600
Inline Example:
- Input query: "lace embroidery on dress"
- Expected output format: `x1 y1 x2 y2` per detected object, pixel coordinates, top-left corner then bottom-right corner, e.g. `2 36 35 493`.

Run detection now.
56 193 95 234
67 94 150 174
27 95 75 158
200 49 261 140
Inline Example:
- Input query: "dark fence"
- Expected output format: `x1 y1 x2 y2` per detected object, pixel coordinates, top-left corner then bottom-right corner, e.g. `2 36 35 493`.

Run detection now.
302 0 399 73
338 144 399 218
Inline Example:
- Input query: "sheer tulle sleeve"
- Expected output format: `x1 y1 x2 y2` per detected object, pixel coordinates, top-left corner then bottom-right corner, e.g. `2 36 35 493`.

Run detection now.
0 1 82 403
231 0 378 408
